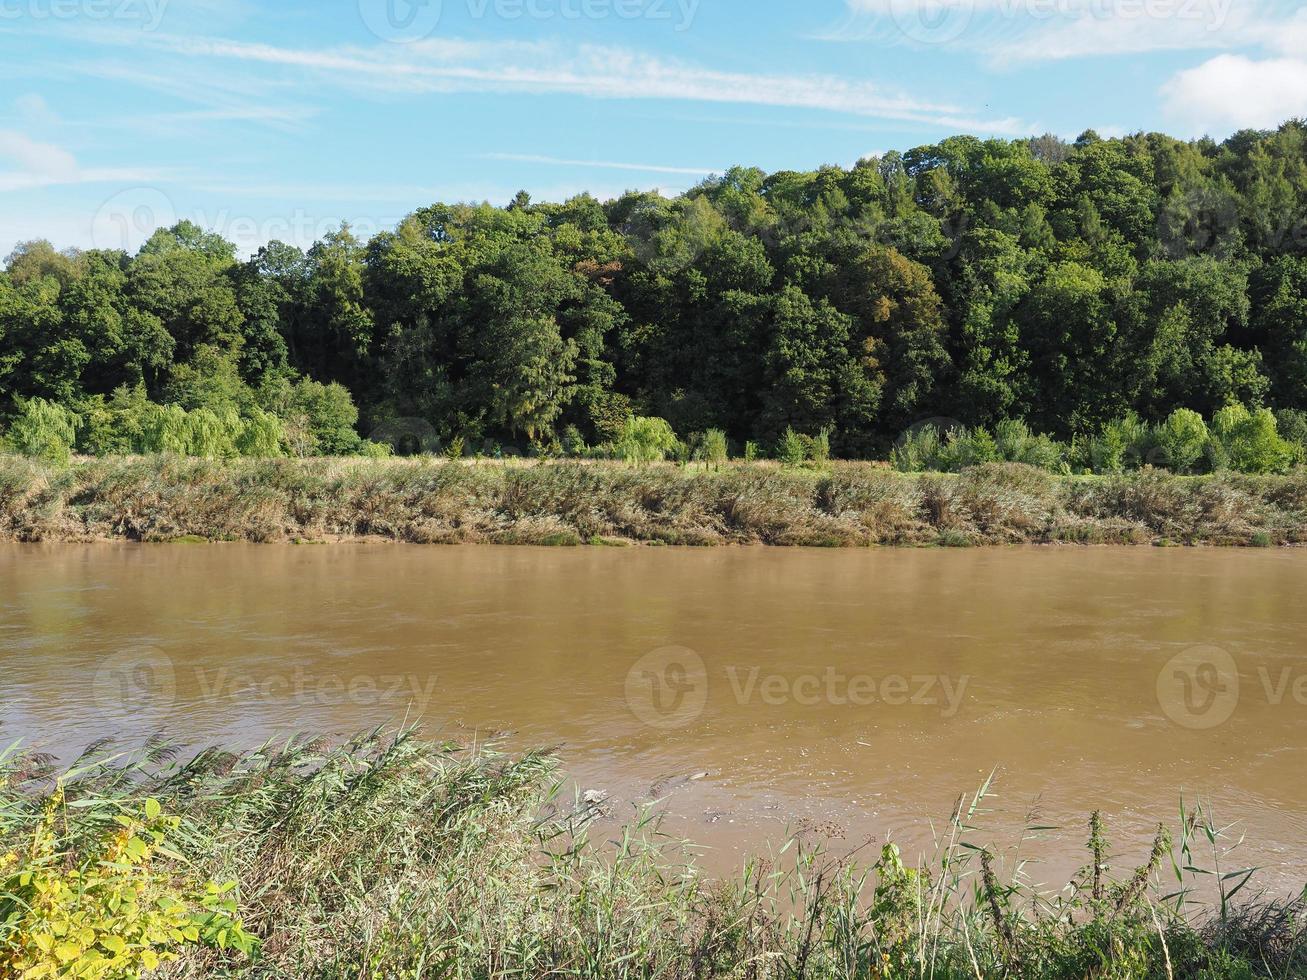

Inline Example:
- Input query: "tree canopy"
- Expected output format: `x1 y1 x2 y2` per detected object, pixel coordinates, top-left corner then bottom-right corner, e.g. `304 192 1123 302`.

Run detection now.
4 122 1307 460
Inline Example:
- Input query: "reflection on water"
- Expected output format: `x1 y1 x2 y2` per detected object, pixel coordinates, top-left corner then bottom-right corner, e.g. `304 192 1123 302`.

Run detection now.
2 543 1305 888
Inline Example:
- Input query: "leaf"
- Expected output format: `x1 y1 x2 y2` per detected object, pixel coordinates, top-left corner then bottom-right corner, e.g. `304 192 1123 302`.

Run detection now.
144 797 162 820
100 935 126 954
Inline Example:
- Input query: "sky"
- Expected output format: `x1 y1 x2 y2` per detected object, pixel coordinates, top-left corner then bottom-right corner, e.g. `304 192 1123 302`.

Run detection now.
2 0 1307 256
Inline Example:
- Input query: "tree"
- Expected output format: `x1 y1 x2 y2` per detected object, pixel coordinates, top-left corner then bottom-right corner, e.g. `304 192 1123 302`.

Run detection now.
3 398 79 464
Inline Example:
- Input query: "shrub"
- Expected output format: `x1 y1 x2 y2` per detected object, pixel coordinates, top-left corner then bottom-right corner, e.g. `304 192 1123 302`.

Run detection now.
1153 408 1209 473
776 427 807 467
994 419 1064 471
183 408 240 459
937 427 998 471
141 403 191 454
0 790 255 978
803 426 832 466
2 398 79 465
1276 408 1307 466
696 428 729 468
892 423 943 472
235 407 284 458
615 416 679 464
1212 404 1295 474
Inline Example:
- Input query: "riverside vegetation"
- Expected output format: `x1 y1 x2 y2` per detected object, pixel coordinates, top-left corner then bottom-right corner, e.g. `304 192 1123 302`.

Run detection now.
1 455 1305 547
1 730 1303 979
6 123 1307 469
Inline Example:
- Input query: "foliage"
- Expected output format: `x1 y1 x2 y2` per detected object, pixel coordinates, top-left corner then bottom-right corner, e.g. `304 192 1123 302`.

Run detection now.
1151 408 1207 472
776 426 807 466
695 427 729 468
1 399 79 465
1212 404 1296 474
614 416 678 464
0 787 255 979
5 123 1307 457
0 731 1301 979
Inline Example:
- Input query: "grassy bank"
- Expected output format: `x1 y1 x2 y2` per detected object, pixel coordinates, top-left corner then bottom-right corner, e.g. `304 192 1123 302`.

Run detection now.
2 455 1306 547
1 731 1303 979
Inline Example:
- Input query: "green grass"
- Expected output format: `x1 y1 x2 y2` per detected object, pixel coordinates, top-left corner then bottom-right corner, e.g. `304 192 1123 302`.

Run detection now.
1 731 1302 979
1 454 1305 548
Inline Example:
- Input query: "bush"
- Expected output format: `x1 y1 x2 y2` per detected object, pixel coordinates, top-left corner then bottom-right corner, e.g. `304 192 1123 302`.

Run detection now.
1153 408 1209 473
994 419 1064 470
1276 408 1307 466
2 398 79 465
1212 404 1295 474
776 427 807 467
0 789 255 978
615 416 679 464
235 407 284 458
803 426 832 466
1083 414 1151 474
696 428 729 468
893 423 943 472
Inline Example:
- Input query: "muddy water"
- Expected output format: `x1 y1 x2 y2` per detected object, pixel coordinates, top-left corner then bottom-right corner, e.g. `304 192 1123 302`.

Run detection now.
2 544 1305 890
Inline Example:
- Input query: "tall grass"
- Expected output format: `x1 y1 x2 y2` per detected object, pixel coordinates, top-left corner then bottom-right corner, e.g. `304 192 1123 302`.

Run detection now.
1 731 1302 978
0 455 1304 547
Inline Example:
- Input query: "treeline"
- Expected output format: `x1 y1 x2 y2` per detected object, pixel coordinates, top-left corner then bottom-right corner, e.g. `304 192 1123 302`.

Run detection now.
4 122 1307 465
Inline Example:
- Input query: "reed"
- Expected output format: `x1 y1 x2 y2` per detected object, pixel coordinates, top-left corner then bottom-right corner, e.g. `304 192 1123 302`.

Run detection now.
1 731 1302 979
1 455 1305 548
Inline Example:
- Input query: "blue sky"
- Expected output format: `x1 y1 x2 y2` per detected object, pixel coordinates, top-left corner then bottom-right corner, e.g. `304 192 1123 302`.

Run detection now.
3 0 1306 255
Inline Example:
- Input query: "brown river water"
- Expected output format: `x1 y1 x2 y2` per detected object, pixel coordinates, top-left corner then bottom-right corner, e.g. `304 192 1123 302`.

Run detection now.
2 543 1305 892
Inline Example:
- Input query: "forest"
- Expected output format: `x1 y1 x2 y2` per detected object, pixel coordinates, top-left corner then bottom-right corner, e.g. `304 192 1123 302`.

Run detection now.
3 122 1307 471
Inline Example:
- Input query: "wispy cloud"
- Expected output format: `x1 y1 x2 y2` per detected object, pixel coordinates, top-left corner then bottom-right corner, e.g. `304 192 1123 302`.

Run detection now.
51 27 1029 134
483 153 720 176
819 0 1277 68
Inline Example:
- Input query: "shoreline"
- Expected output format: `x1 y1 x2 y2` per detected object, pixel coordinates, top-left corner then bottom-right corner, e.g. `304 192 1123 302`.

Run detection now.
3 454 1305 547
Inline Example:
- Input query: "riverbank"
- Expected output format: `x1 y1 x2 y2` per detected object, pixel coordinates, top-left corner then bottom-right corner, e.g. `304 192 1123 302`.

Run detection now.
2 731 1301 979
3 455 1306 547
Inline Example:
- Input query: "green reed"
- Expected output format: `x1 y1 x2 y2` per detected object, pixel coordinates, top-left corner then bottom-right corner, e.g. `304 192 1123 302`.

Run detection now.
1 730 1303 979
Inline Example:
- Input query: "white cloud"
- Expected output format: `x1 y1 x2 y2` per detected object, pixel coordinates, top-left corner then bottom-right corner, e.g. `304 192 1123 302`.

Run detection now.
13 93 58 125
0 129 165 193
1161 54 1307 132
483 153 720 176
64 29 1028 134
0 130 78 180
826 0 1274 67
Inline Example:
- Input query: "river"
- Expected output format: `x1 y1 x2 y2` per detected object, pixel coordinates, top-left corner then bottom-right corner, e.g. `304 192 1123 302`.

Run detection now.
3 543 1304 891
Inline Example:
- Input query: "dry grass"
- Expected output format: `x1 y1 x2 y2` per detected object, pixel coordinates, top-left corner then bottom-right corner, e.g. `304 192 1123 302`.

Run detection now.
1 455 1304 547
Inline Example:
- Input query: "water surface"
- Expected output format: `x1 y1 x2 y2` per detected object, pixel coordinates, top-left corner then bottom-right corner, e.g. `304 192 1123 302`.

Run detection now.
3 544 1304 889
